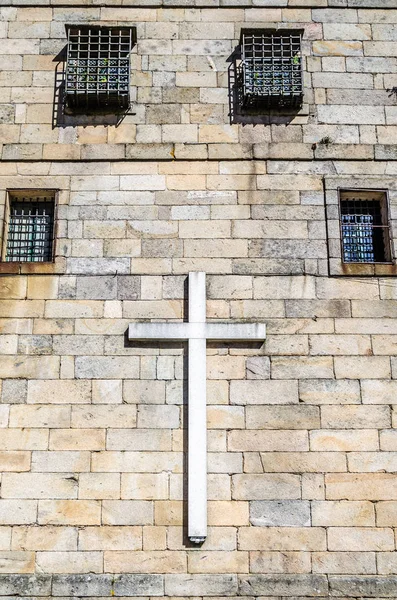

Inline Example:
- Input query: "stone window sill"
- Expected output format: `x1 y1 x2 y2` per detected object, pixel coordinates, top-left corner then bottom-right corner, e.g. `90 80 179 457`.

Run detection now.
0 257 66 275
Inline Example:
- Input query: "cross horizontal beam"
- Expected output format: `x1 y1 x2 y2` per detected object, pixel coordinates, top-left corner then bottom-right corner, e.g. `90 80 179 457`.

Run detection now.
128 322 266 342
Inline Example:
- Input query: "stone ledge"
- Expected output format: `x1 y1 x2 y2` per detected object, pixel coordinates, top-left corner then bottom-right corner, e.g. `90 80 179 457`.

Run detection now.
2 574 397 598
3 0 397 6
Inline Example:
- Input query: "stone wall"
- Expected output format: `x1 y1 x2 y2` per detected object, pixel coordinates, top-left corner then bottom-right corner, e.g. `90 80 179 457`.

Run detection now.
0 6 397 162
1 2 397 600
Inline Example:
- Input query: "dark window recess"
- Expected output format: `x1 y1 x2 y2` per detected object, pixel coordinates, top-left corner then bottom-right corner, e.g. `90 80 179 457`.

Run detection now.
65 26 134 113
6 195 55 263
237 30 303 110
340 191 392 264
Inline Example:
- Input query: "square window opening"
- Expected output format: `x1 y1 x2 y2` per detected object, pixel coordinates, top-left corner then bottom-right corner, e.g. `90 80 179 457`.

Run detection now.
237 29 304 111
339 190 392 264
65 25 135 113
3 191 56 263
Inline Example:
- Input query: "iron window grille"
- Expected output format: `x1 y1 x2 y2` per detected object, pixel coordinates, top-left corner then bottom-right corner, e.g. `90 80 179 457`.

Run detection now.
5 192 56 263
236 30 303 110
65 26 135 113
339 190 392 264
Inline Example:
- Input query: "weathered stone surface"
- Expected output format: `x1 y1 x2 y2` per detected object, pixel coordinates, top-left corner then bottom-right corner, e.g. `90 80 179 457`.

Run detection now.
238 574 328 596
250 500 311 527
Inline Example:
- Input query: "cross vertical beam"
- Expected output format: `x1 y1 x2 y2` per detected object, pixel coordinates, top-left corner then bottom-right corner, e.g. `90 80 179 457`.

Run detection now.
128 272 266 545
187 272 207 543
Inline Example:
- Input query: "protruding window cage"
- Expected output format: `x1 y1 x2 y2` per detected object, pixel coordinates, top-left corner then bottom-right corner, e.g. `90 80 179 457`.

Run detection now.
236 30 303 110
65 26 135 113
5 192 56 263
339 190 392 264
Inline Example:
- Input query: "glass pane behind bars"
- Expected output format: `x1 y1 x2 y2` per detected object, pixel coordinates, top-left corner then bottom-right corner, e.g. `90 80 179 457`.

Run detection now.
6 198 54 262
340 197 389 264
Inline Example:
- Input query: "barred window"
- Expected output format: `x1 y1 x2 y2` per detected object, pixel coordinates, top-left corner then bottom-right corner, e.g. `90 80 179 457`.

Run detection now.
339 190 392 264
237 30 303 110
5 192 56 263
65 26 135 113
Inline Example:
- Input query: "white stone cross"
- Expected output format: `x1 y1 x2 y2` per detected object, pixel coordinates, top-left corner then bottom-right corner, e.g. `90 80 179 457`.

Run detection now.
128 272 266 543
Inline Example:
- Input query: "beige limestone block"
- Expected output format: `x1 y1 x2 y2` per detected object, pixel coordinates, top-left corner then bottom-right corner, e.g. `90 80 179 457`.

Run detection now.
250 551 311 574
0 452 30 472
91 451 182 474
0 277 27 300
238 527 326 551
0 429 48 451
143 526 166 551
229 431 308 452
207 406 244 429
328 527 394 551
71 405 136 429
326 473 397 500
377 552 397 575
260 452 346 474
376 501 397 526
312 551 376 575
121 473 168 500
92 380 122 405
123 381 165 405
0 301 44 318
12 525 77 552
107 429 171 451
79 473 120 500
310 430 378 452
188 551 248 574
299 379 360 404
154 501 183 526
230 380 298 405
321 405 390 429
45 300 103 319
9 406 70 429
79 526 142 551
49 429 105 451
271 357 334 379
36 551 102 574
246 406 319 430
31 451 90 473
38 500 101 526
137 405 179 429
105 550 187 573
1 473 77 499
312 501 375 526
27 380 91 404
0 552 35 574
335 356 391 379
207 501 248 526
102 501 153 526
0 357 59 380
207 356 245 380
232 474 300 501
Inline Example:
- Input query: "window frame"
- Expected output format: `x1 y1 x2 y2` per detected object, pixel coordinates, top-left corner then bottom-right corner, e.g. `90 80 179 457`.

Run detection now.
0 189 60 274
338 189 393 266
325 184 397 277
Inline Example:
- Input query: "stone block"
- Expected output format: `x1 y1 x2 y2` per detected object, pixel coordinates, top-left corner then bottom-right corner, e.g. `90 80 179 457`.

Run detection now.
250 500 311 527
165 574 237 596
121 473 168 499
246 406 320 429
232 474 301 500
311 500 375 526
312 551 376 574
326 473 397 500
1 473 77 500
27 380 91 405
238 527 326 551
238 574 328 597
310 429 378 451
188 551 248 574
